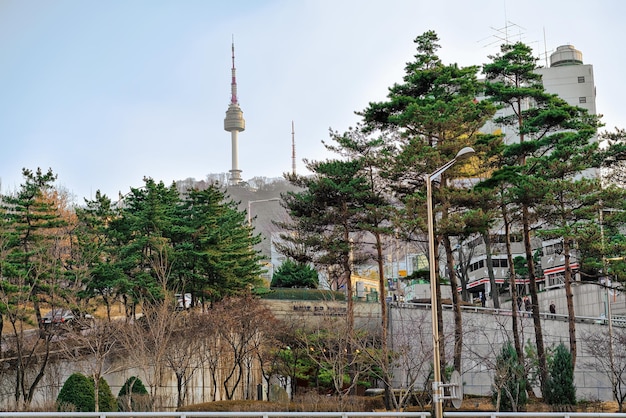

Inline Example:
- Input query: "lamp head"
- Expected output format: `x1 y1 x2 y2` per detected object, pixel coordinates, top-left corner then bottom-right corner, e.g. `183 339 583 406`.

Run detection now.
455 146 475 161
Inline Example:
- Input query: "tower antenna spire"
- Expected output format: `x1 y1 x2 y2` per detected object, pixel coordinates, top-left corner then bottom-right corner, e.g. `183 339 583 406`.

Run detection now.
230 35 238 105
291 121 296 176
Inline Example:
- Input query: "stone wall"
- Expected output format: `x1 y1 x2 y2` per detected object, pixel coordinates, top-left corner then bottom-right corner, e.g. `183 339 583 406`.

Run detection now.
388 302 617 401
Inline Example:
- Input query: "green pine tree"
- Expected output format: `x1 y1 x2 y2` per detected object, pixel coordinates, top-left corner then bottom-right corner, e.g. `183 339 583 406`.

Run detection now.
1 167 67 406
360 30 496 372
545 343 576 407
481 40 599 392
492 341 528 412
271 259 318 288
175 185 264 302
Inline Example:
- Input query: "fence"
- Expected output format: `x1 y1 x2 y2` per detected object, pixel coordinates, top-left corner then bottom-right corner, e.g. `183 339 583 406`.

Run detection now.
0 412 625 418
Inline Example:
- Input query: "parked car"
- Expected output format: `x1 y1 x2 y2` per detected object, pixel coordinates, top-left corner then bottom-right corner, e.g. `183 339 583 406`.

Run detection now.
40 308 94 328
176 293 192 310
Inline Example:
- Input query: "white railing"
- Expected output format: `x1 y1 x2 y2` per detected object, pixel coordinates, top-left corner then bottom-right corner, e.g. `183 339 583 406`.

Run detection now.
394 301 622 325
0 412 624 418
0 413 428 418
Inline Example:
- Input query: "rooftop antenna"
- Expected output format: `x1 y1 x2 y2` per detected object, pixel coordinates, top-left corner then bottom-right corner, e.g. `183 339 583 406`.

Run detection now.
479 21 526 48
478 1 526 49
291 121 296 176
543 27 549 67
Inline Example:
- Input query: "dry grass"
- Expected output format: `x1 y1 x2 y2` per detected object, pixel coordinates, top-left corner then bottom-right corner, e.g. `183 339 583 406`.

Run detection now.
179 394 384 413
179 394 619 414
404 396 620 413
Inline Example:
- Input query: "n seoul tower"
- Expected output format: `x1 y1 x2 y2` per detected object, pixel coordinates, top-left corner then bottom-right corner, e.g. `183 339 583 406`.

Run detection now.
224 39 245 185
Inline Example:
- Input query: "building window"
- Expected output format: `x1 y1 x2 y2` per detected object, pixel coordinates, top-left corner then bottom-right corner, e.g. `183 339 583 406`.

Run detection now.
547 274 564 288
467 236 483 248
469 259 485 272
492 259 508 268
578 76 585 83
579 97 587 104
544 243 563 256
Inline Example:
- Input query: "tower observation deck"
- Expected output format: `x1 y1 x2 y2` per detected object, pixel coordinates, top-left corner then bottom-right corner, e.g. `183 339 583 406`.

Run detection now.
224 40 245 185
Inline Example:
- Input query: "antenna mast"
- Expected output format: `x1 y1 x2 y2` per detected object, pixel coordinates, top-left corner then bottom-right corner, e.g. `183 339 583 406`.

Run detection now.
291 121 296 176
543 27 550 68
230 35 238 104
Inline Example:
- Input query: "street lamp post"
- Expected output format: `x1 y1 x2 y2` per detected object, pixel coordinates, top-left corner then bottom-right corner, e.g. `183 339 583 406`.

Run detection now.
427 147 474 418
247 198 280 226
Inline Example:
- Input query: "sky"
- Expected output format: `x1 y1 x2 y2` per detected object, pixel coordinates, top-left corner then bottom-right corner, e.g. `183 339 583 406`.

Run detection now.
1 0 625 202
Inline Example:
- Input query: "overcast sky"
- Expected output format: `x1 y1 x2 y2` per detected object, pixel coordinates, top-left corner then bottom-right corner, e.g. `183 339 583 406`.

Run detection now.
1 0 624 202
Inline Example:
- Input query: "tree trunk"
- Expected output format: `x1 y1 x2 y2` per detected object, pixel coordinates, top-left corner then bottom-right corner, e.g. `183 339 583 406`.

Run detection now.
343 215 356 395
522 205 547 394
443 235 463 372
483 231 500 308
94 378 100 413
503 207 523 362
374 230 393 409
434 239 446 370
457 249 470 302
563 239 577 368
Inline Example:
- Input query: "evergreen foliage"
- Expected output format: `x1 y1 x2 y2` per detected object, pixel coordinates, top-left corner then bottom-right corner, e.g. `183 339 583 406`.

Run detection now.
93 377 116 412
117 376 150 412
57 373 95 412
118 375 149 396
271 259 319 288
360 29 496 373
492 341 528 412
0 168 68 405
76 179 264 310
545 343 577 406
479 40 598 391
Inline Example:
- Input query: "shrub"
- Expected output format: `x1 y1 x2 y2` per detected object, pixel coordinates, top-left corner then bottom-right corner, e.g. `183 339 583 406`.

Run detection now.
261 288 345 301
545 343 576 407
57 373 94 412
118 376 151 412
118 376 148 396
271 259 319 288
93 377 117 412
492 341 527 411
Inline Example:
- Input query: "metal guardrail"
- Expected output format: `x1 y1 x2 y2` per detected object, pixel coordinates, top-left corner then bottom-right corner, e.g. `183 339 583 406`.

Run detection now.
446 414 625 418
393 301 625 326
0 412 624 418
0 413 429 418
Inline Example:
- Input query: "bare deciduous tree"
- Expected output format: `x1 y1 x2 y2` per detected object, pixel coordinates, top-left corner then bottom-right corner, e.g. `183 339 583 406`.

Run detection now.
386 306 454 411
117 299 180 410
163 312 204 408
583 327 626 412
59 319 122 412
212 294 276 400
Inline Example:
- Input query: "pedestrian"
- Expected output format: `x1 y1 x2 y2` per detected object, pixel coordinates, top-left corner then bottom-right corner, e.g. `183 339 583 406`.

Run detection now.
549 301 556 318
524 297 531 317
517 296 523 312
